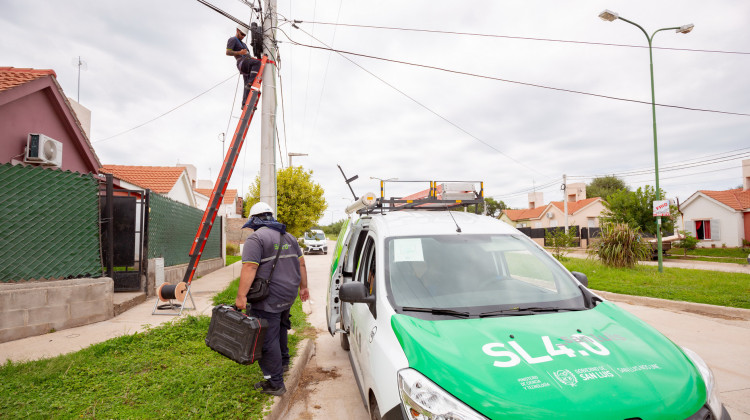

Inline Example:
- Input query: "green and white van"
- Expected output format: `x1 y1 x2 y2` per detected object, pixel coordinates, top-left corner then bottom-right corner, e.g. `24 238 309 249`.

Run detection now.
326 196 729 419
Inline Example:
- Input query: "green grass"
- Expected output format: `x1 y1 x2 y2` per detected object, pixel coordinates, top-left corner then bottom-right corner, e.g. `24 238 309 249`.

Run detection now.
665 255 747 265
0 279 310 419
562 258 750 309
225 255 241 266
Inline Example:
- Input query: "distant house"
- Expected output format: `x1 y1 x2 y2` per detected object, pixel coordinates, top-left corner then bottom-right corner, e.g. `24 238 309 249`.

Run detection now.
501 183 605 229
0 67 100 173
100 165 197 207
679 159 750 248
195 187 243 218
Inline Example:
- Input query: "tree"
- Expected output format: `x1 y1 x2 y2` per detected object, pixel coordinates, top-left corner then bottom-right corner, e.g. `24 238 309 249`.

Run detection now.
243 166 327 237
673 230 698 256
587 175 629 200
463 197 507 217
601 185 676 236
318 218 347 236
545 228 577 261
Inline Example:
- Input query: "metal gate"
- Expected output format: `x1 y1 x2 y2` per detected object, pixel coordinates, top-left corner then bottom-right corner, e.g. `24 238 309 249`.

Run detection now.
100 174 150 292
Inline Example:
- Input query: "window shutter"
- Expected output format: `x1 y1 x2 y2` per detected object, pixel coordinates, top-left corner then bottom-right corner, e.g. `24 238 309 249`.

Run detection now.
710 219 721 241
686 221 696 237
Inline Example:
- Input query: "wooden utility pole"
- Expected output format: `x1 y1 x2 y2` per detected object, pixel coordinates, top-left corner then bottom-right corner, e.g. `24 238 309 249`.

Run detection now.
259 0 278 213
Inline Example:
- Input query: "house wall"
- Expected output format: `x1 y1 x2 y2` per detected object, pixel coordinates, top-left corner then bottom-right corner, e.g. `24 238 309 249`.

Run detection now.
0 88 95 174
166 173 196 207
683 196 743 247
569 202 605 228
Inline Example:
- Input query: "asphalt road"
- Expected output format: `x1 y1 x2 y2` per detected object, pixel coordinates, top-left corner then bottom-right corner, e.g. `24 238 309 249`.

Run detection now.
285 242 750 419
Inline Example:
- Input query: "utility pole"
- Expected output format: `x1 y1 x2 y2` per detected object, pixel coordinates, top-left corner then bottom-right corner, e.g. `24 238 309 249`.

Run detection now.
259 0 278 213
563 174 569 233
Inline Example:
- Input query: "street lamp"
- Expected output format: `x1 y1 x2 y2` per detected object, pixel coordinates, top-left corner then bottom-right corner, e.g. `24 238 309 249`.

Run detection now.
287 152 308 167
599 10 693 273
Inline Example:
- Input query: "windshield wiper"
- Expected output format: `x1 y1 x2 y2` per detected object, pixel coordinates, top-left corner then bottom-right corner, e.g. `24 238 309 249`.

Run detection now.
479 307 584 318
400 306 471 318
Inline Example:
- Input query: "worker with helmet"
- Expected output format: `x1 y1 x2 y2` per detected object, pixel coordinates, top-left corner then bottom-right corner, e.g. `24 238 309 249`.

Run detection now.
226 25 262 106
236 202 309 396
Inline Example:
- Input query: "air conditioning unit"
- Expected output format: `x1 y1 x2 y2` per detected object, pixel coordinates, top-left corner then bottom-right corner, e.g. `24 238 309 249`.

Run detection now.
24 133 63 167
547 212 555 219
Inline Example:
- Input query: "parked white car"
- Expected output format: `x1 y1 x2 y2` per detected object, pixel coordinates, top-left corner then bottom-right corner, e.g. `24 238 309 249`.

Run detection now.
302 229 327 255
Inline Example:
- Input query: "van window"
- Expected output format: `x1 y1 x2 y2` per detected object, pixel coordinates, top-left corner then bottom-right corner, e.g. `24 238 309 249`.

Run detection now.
385 234 583 312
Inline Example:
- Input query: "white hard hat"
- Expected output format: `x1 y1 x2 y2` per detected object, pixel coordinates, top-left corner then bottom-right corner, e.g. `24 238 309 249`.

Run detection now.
237 25 248 35
249 201 273 217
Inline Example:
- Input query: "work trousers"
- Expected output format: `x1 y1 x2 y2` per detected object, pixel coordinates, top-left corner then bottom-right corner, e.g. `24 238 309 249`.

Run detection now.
250 307 291 388
238 57 262 106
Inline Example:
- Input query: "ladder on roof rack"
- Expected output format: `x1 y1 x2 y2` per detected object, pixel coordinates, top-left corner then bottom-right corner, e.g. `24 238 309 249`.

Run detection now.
152 55 273 316
361 180 485 214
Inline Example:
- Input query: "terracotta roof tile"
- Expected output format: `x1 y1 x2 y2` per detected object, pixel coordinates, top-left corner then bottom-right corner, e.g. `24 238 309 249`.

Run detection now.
100 165 185 193
550 197 601 215
700 189 750 211
503 197 602 221
195 188 237 205
0 67 57 93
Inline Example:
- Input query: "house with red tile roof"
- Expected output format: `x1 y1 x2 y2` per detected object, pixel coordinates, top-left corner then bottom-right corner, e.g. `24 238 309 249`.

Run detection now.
500 183 605 230
679 159 750 248
194 187 243 218
100 165 197 207
0 67 100 173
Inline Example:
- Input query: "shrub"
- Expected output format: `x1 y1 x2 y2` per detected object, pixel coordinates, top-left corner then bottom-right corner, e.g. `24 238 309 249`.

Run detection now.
545 228 577 261
674 230 698 256
587 223 650 268
226 243 240 256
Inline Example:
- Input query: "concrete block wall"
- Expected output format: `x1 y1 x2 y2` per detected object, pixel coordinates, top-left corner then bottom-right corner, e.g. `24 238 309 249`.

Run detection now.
0 277 114 343
226 218 251 245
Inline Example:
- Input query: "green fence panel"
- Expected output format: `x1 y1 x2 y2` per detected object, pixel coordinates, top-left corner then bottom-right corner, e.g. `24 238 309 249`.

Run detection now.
148 193 222 267
0 164 102 282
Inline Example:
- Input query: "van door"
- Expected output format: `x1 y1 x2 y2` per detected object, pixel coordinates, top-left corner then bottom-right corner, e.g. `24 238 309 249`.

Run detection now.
350 234 378 391
327 218 352 335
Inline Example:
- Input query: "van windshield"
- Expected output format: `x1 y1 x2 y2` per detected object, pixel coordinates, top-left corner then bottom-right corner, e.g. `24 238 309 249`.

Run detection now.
385 235 584 314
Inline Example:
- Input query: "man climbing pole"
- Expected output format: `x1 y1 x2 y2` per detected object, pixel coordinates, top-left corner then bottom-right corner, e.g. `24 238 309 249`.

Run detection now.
226 25 262 105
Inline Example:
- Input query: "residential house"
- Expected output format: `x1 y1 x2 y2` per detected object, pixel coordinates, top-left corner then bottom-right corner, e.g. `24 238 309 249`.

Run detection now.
0 67 100 173
679 159 750 248
99 165 197 207
195 187 243 218
501 183 605 229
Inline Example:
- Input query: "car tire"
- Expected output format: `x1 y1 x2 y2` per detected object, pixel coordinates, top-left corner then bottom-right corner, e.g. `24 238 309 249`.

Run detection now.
369 396 382 420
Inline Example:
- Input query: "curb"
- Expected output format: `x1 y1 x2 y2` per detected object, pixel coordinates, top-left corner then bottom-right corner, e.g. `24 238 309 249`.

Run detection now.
264 337 315 420
593 290 750 321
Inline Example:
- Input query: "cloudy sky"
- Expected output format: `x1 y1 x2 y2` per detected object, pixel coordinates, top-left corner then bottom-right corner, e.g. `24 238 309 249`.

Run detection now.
3 0 749 224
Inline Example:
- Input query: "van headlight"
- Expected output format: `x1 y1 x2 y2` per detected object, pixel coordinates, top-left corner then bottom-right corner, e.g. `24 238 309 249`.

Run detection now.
398 368 488 420
681 347 722 418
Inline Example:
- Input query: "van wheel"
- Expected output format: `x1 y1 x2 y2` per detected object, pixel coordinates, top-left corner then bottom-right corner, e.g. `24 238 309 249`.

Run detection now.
340 330 350 351
369 396 382 420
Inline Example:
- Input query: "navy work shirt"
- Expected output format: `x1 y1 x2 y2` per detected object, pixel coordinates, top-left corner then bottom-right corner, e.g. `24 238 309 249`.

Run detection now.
227 36 250 67
242 227 303 312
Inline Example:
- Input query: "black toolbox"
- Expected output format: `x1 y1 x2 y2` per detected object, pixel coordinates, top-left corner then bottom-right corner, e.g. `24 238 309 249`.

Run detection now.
205 305 268 365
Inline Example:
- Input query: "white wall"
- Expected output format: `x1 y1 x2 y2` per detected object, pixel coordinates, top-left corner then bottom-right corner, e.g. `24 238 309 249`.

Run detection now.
682 195 743 248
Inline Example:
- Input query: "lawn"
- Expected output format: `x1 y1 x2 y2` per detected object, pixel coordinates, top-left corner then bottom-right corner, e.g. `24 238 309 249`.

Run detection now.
225 255 241 266
0 279 310 419
562 258 750 309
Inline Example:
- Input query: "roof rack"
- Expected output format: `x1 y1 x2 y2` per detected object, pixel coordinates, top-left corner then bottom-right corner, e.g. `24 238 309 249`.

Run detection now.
350 180 484 215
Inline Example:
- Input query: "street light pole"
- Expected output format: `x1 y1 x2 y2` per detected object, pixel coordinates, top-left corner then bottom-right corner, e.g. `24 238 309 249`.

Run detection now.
599 10 693 273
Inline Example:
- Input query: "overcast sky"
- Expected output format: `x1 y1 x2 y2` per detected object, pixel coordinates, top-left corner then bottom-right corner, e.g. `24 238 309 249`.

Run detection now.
3 0 749 224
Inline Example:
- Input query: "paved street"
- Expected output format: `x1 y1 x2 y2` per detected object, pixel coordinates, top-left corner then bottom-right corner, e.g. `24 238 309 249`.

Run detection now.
288 241 750 419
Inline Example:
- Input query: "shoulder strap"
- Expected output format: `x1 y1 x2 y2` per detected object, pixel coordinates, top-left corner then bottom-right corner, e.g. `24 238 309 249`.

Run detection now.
266 232 285 281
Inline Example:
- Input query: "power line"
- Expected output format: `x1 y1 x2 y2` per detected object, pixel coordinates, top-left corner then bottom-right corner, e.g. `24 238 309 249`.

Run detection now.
281 26 551 178
289 19 750 56
283 35 750 118
94 73 236 143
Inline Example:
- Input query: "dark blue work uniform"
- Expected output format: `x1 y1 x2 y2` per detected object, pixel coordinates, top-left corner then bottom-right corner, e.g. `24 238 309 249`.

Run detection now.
227 36 262 105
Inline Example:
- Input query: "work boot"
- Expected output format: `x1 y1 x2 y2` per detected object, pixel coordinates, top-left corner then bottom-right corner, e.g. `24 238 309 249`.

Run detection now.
254 380 286 396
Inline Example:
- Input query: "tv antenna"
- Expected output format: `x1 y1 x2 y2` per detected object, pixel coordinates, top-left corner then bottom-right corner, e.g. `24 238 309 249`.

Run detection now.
70 56 88 102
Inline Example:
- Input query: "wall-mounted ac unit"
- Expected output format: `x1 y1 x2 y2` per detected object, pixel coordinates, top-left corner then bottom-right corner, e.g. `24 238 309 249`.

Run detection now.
24 133 63 167
547 212 555 219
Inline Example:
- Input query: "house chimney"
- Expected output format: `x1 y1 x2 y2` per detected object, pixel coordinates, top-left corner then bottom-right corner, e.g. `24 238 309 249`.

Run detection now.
743 159 750 191
566 182 586 202
67 98 92 138
528 191 544 209
177 164 197 188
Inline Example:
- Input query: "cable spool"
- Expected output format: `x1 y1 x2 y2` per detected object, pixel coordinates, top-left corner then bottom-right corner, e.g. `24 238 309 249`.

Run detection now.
157 282 187 303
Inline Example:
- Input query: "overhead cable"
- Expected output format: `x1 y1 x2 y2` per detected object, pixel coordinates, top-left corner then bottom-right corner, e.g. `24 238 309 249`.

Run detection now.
289 19 750 56
282 35 750 118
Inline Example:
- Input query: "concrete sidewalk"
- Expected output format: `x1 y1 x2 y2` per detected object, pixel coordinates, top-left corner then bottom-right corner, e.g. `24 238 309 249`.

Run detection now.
0 262 244 363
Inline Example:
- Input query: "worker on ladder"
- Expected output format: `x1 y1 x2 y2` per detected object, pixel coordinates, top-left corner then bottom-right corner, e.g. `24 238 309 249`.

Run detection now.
226 25 261 105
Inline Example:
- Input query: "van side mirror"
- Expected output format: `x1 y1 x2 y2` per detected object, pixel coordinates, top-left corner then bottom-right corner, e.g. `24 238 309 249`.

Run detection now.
571 271 588 287
339 282 375 304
